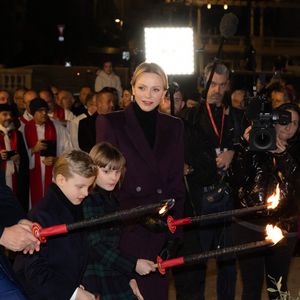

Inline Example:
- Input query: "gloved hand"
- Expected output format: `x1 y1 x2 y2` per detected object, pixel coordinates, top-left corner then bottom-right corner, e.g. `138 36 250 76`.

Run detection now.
159 237 181 260
142 216 168 233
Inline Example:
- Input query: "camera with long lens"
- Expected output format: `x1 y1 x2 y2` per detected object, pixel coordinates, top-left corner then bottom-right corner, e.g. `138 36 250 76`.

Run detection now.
246 94 291 151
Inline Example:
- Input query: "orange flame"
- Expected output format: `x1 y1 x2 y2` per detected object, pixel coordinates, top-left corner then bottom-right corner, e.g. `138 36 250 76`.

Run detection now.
159 205 168 215
265 224 284 244
266 184 280 209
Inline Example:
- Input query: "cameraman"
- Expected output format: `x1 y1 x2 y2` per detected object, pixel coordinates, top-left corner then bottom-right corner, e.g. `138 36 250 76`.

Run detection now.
233 103 300 299
174 62 237 300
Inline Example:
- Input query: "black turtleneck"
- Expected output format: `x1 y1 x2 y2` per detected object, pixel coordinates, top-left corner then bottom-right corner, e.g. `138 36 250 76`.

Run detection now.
133 101 158 148
50 183 83 222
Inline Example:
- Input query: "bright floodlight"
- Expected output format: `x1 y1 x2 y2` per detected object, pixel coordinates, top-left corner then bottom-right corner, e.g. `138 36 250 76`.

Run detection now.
144 27 194 75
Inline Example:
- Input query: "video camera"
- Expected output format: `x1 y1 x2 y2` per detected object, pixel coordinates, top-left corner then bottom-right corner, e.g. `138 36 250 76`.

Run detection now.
246 93 291 151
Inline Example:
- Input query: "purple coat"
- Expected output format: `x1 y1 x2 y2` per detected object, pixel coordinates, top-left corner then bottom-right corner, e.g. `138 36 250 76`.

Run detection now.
96 103 185 300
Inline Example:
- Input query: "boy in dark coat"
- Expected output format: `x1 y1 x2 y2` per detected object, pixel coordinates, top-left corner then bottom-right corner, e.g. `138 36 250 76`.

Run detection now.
13 150 98 300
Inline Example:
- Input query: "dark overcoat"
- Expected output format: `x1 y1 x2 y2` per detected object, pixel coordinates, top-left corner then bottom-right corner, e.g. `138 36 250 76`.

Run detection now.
96 103 185 300
13 183 88 300
82 188 137 300
0 170 28 299
78 113 97 153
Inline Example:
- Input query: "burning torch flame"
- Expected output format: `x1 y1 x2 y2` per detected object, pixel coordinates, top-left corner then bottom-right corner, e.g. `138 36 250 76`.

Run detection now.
265 224 284 244
158 199 175 216
266 184 280 209
159 205 168 215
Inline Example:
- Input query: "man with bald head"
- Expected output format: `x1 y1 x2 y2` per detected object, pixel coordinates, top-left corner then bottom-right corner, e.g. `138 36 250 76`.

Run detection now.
19 90 38 134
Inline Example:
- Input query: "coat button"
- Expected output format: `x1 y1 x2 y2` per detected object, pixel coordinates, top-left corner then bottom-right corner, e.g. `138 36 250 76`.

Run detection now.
156 188 162 194
136 186 142 192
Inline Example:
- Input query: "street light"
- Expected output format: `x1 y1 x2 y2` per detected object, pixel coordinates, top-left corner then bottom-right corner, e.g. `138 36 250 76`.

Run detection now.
115 18 123 27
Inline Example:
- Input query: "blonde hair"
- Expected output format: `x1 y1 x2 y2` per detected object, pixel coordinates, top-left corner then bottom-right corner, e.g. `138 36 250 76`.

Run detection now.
89 142 126 184
53 150 98 179
130 62 168 90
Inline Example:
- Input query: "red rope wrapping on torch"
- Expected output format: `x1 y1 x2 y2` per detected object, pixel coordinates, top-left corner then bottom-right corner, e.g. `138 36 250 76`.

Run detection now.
156 256 185 274
167 216 192 233
32 223 68 243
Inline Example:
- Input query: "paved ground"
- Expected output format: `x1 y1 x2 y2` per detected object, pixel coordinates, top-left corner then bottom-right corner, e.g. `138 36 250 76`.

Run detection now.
168 256 300 299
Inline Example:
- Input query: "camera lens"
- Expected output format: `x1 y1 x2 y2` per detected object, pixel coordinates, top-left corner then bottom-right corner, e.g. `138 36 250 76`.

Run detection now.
251 127 278 151
254 131 272 150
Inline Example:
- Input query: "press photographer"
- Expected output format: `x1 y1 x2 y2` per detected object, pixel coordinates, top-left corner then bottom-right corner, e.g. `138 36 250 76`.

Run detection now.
244 88 291 151
233 102 300 299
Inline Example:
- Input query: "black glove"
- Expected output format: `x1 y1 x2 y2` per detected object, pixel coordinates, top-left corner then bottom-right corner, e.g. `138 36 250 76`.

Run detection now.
159 237 181 260
142 216 168 233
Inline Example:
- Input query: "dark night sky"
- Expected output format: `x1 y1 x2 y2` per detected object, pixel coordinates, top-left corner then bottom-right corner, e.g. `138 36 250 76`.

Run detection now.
1 0 299 68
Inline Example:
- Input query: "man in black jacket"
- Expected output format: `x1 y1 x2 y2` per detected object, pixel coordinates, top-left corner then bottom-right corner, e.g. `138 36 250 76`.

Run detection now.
0 169 40 299
174 62 237 300
78 87 114 153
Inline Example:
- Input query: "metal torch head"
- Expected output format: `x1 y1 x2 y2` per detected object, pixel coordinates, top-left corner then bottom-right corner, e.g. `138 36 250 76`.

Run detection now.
158 199 175 216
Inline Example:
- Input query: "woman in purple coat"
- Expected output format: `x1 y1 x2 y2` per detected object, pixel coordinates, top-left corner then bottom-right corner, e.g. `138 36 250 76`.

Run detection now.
96 62 185 300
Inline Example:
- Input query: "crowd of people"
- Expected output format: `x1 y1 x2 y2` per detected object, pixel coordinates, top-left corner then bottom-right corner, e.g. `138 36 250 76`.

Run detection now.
0 59 300 300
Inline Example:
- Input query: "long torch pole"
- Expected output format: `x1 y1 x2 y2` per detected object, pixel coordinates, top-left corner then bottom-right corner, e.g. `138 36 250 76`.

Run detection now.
156 239 274 274
32 198 175 242
167 204 269 233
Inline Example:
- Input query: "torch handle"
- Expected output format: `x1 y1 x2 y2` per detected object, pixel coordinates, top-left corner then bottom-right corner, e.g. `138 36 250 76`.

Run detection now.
156 256 185 274
168 204 269 233
31 199 175 242
32 223 68 243
184 240 272 265
68 199 174 232
167 216 192 233
192 205 268 223
156 240 273 274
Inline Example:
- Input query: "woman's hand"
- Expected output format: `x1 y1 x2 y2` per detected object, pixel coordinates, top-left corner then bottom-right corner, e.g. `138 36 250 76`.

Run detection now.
271 137 288 154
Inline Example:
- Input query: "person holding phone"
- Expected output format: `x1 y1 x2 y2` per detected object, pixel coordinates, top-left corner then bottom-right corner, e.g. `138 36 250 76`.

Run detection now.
0 104 29 211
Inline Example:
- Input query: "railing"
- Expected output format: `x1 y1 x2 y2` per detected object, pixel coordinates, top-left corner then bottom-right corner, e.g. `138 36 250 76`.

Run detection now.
200 35 300 52
0 68 32 91
0 65 130 94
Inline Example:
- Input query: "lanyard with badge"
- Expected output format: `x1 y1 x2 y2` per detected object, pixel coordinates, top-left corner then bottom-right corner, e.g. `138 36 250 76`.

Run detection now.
206 101 225 151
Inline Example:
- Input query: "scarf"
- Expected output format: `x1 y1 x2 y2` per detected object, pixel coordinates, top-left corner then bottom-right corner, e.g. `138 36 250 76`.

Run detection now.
53 105 65 121
0 124 18 192
25 119 57 207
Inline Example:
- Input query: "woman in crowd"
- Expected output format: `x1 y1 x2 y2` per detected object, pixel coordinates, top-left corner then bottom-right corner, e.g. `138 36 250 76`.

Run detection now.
233 103 300 299
95 62 185 300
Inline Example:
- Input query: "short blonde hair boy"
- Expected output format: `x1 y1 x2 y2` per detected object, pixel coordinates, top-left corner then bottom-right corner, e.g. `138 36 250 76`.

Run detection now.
53 150 98 179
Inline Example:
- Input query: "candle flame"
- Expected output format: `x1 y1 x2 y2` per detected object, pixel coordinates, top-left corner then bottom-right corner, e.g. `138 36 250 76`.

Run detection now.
266 184 280 209
265 224 284 244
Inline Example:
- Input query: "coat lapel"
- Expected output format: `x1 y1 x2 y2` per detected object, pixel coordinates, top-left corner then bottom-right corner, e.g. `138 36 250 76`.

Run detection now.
124 104 159 173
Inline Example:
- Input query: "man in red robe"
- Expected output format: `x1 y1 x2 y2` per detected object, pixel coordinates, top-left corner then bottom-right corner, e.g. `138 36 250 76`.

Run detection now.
0 104 29 211
24 98 72 208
